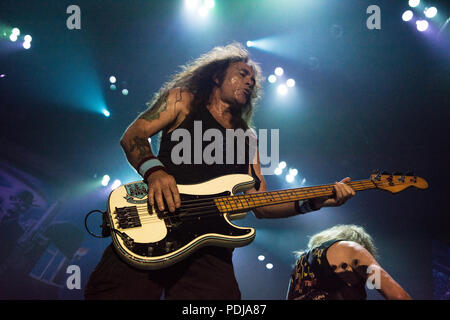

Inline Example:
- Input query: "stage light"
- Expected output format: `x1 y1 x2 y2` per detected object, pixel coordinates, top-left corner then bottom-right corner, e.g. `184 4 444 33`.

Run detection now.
402 10 413 22
122 89 129 95
266 263 273 270
23 41 31 49
289 168 298 177
277 84 288 95
205 0 215 9
286 175 294 183
101 175 110 186
198 6 208 17
258 255 265 261
278 161 286 169
102 109 110 117
286 78 295 88
424 7 437 18
246 40 254 48
109 76 116 84
274 67 284 76
185 0 199 9
274 167 282 175
408 0 420 8
24 35 32 42
0 74 5 78
111 179 122 190
301 178 306 185
12 28 20 36
110 84 116 90
268 75 277 83
416 20 429 32
9 34 17 42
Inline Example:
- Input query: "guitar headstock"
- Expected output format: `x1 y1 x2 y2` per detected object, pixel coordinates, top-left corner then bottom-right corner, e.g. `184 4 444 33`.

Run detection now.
370 171 428 193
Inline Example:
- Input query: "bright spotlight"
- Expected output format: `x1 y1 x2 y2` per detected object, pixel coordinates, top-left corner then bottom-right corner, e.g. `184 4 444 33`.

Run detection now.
111 179 122 190
274 67 284 76
110 84 116 90
122 89 129 96
408 0 420 8
277 84 288 95
9 34 17 42
23 41 31 49
286 78 295 88
12 28 20 36
274 167 282 175
102 109 111 117
268 75 277 83
198 6 209 17
424 7 437 18
289 168 298 177
402 10 413 22
301 178 306 185
246 40 254 47
205 0 215 9
278 161 286 169
286 175 294 183
101 175 110 186
24 35 32 42
258 255 265 261
185 0 199 9
266 263 273 270
416 20 429 32
109 76 116 84
0 74 5 78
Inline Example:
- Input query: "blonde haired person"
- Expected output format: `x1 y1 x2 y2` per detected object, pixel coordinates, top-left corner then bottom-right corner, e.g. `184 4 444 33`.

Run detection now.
287 225 411 300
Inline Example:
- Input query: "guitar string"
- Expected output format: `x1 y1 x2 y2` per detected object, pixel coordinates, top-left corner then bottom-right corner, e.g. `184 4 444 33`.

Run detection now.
132 179 377 212
127 180 396 223
127 180 378 222
115 180 401 226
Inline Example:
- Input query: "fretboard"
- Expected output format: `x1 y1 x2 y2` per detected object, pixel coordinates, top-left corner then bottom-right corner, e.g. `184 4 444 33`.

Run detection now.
214 179 376 213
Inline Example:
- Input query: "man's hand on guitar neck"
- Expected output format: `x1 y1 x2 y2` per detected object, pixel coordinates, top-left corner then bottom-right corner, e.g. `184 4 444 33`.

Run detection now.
310 177 356 209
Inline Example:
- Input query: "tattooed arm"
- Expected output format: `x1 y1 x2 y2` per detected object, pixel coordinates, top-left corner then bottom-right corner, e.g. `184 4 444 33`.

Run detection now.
120 88 192 170
120 88 193 212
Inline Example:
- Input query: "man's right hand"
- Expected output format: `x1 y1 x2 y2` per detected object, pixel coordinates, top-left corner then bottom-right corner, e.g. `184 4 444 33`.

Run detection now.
146 170 181 213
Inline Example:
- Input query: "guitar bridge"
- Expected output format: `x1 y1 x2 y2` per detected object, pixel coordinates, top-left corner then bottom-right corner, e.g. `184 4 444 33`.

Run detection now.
115 206 142 229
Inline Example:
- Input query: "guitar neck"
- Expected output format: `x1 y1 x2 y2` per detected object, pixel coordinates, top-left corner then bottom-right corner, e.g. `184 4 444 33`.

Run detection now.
215 179 376 214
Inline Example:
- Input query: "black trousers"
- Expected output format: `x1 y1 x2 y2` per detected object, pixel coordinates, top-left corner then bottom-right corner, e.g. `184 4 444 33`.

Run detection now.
84 244 241 300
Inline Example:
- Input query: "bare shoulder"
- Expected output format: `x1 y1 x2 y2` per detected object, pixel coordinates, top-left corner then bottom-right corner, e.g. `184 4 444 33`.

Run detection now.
327 241 374 265
164 87 194 113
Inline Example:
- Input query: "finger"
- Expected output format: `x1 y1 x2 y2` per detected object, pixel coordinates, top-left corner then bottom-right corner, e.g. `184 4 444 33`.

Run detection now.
340 177 351 184
344 184 356 197
162 187 176 212
334 182 344 203
169 183 181 209
148 188 155 209
154 188 165 212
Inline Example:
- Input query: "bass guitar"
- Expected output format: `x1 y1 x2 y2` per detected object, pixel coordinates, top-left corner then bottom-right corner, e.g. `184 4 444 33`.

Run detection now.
102 171 427 270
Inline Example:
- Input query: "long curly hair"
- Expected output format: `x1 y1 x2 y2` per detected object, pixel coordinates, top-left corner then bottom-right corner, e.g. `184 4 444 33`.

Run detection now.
294 224 378 259
144 42 263 129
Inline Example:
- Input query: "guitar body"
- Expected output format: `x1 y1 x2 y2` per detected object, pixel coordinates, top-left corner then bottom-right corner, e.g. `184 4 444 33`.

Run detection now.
107 174 256 270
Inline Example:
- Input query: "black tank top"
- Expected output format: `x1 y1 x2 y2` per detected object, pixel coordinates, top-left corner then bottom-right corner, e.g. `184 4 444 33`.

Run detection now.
287 240 367 300
158 106 250 184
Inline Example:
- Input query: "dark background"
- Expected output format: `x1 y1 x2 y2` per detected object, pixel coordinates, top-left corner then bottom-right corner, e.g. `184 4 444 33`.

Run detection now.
0 0 449 299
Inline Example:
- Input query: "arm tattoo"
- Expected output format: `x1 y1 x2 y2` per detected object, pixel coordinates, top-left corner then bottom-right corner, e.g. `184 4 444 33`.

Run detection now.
138 94 169 122
129 136 152 158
